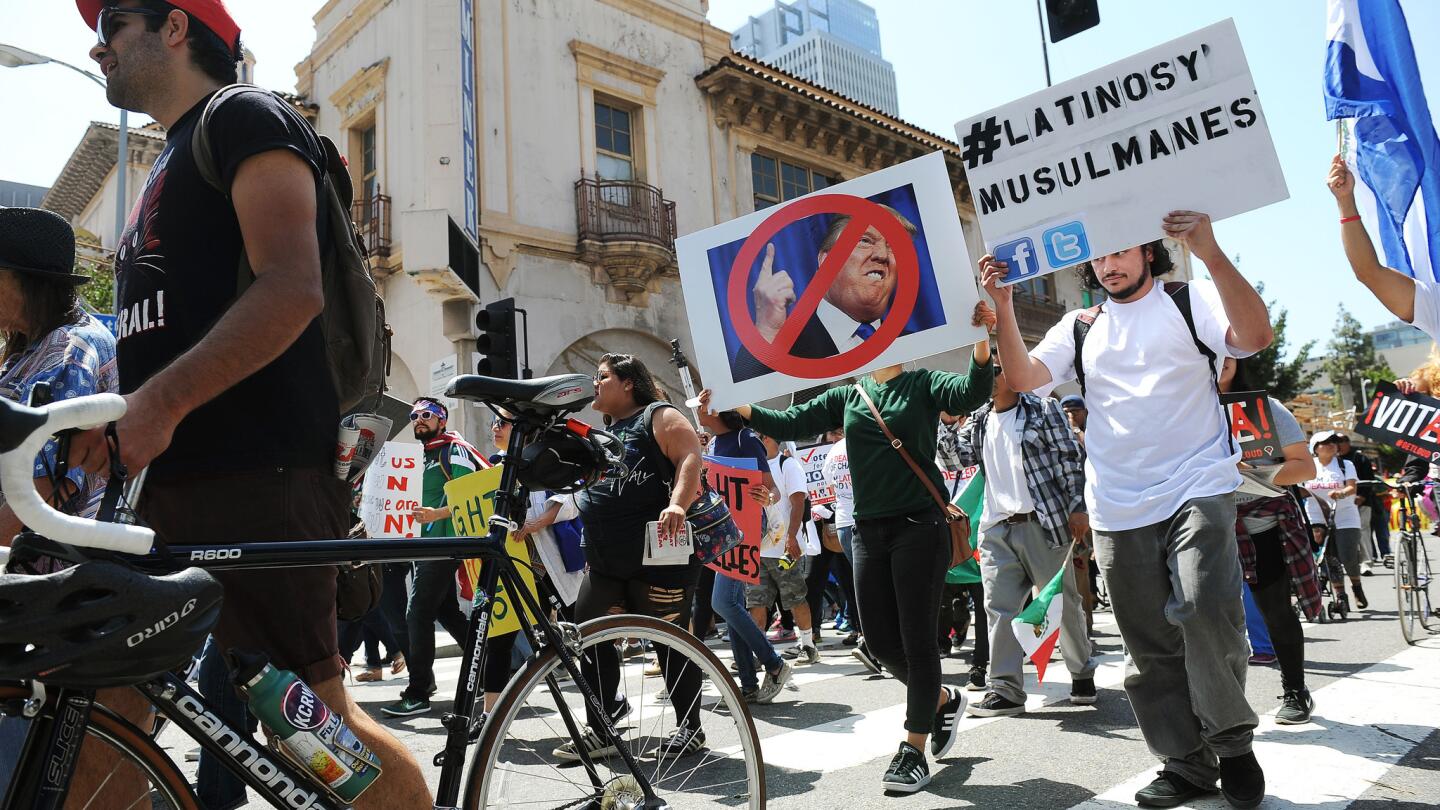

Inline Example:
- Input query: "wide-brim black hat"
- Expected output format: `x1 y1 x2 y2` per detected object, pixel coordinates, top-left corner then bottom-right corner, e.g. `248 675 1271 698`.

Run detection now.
0 207 92 285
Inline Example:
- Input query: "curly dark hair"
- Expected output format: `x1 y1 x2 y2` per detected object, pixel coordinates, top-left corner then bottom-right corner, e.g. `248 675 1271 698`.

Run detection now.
135 0 240 85
1074 239 1176 291
598 353 663 423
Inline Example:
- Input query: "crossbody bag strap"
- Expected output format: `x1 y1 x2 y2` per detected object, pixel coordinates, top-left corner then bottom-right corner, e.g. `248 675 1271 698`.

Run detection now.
852 383 955 517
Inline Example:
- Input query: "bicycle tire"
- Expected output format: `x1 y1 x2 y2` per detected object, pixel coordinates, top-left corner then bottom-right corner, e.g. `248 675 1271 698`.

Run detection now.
0 685 199 810
1415 534 1436 632
1397 533 1418 644
464 613 766 810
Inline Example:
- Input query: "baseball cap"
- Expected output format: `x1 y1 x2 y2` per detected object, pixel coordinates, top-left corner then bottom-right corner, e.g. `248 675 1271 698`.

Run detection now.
1308 430 1344 452
1060 395 1085 410
77 0 241 60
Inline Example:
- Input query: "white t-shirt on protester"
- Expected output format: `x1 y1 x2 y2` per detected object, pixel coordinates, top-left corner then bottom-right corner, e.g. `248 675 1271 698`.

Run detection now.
1030 278 1245 532
980 406 1038 530
820 438 856 529
1408 278 1440 344
766 455 821 558
1303 458 1361 530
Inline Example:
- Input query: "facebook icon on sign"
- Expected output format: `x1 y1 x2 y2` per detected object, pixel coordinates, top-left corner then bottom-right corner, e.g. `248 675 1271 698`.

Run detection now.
994 237 1040 284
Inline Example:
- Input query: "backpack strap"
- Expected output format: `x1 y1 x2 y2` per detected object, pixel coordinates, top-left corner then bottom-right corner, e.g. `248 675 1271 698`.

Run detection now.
1163 281 1236 453
1071 304 1102 397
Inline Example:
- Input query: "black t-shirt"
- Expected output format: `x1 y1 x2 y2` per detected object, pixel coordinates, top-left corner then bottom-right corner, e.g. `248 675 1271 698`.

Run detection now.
114 90 337 480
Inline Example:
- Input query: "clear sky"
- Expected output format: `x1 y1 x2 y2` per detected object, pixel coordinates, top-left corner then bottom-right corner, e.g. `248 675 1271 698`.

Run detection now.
2 0 1437 359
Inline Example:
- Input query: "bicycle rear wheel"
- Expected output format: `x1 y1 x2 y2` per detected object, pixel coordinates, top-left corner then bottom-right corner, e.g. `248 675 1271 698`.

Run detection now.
465 614 765 810
0 685 198 810
1414 534 1436 632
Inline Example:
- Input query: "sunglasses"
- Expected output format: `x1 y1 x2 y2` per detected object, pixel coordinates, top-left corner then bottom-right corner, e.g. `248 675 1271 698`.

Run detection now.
408 410 441 422
96 6 171 48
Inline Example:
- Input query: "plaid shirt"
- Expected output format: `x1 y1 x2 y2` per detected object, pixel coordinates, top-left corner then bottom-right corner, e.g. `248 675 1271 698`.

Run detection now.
1234 494 1322 621
956 394 1085 548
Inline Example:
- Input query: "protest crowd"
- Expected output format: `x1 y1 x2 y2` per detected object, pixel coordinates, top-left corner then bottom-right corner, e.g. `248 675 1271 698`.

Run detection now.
0 1 1438 809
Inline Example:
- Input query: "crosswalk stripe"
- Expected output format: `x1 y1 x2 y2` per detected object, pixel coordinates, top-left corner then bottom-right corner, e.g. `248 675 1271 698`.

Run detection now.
1067 640 1440 809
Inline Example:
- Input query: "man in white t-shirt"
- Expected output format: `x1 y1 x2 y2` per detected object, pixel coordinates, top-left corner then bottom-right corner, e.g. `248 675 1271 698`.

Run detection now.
746 432 820 664
982 211 1274 810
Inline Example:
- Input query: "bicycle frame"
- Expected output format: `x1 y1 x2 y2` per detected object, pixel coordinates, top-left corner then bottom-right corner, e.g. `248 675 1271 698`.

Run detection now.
4 409 665 810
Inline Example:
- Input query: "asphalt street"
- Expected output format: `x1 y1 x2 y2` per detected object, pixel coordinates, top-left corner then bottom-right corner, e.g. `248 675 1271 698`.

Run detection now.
159 559 1440 809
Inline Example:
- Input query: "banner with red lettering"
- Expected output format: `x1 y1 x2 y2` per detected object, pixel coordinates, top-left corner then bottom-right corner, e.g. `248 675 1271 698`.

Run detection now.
359 442 425 538
1355 382 1440 460
796 442 836 506
704 460 764 585
1220 390 1282 463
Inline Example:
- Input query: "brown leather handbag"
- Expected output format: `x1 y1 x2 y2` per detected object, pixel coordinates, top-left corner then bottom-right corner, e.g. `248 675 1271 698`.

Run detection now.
854 383 973 567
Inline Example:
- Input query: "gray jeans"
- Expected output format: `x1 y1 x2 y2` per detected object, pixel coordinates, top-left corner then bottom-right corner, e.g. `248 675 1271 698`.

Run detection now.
979 518 1097 703
1093 494 1257 788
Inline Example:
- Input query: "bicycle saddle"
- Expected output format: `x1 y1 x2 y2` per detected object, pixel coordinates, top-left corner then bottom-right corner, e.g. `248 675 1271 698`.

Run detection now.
447 373 594 416
0 561 223 689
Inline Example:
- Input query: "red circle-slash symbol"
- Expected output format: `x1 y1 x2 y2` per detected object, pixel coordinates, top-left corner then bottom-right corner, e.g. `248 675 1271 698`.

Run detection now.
726 195 920 379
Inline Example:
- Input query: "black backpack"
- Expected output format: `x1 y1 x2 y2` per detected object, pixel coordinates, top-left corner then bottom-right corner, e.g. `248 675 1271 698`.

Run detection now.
190 84 391 413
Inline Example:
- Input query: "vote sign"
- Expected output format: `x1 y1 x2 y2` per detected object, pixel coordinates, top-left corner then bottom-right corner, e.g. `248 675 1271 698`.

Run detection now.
1221 391 1282 464
1355 383 1440 460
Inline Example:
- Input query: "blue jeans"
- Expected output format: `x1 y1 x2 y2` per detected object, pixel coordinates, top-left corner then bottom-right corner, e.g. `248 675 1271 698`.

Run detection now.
711 572 781 691
1241 582 1273 656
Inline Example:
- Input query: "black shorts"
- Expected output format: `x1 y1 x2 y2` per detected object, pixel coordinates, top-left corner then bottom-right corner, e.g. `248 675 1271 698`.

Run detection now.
141 467 350 685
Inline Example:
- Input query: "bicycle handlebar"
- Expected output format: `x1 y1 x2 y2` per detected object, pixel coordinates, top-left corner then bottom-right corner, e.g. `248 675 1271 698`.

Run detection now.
0 394 155 555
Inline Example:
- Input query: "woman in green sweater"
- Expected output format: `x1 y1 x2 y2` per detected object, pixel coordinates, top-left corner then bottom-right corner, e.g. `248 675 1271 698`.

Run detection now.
700 301 996 794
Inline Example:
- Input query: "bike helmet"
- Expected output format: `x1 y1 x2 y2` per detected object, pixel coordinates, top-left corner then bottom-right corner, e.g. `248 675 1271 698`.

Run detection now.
0 562 223 688
517 419 626 494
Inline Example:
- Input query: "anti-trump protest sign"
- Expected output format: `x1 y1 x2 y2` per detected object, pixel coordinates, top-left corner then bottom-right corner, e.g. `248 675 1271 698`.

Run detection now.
677 152 987 410
1355 383 1440 461
704 457 765 586
446 464 538 637
1221 391 1282 464
359 442 424 538
953 18 1287 286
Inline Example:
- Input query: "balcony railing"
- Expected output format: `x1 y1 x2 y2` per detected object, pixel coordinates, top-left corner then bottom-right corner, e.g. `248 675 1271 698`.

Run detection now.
575 177 677 249
352 193 392 259
1012 291 1067 339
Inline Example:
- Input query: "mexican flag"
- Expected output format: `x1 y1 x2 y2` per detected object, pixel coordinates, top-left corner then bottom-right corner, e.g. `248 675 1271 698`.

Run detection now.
946 466 983 585
1012 564 1066 682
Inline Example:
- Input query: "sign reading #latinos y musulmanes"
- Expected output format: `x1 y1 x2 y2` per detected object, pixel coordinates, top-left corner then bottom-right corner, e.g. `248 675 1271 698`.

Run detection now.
953 18 1287 286
1355 382 1440 460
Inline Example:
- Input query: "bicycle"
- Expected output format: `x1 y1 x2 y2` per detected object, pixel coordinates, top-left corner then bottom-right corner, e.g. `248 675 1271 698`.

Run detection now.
1367 480 1438 644
0 374 765 809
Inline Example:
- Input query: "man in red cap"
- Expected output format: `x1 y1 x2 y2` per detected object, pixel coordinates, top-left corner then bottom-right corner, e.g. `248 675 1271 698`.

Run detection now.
68 1 432 805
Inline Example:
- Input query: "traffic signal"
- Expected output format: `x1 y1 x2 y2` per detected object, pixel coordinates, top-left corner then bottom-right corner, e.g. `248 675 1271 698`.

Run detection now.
475 298 519 379
1046 0 1099 43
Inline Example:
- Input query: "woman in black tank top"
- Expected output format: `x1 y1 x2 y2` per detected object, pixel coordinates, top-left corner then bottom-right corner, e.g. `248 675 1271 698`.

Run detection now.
561 353 711 762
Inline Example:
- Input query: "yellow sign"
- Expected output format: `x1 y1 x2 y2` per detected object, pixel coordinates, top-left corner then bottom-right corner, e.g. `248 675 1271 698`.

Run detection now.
445 465 537 638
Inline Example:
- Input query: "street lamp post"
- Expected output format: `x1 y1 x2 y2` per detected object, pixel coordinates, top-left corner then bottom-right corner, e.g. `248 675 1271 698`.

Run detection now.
0 42 127 308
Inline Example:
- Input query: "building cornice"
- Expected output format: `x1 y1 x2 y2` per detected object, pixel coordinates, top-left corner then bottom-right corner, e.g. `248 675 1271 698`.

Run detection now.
41 123 167 222
696 53 969 194
295 0 394 85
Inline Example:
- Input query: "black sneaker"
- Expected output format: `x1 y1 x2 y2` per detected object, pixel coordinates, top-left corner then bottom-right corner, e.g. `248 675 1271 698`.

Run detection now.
1135 771 1213 808
655 725 706 760
380 695 431 717
1220 752 1265 809
1070 677 1097 705
929 686 966 760
964 665 987 692
966 692 1024 717
842 631 860 646
552 727 620 763
1274 688 1314 725
881 742 930 793
852 641 883 675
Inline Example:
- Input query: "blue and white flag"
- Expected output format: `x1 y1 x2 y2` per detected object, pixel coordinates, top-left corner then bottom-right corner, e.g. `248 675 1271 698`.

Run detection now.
1324 0 1440 282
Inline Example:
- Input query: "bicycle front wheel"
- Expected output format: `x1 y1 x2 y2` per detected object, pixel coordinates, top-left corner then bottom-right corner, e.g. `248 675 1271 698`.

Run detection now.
465 614 765 810
0 685 199 810
1398 534 1420 644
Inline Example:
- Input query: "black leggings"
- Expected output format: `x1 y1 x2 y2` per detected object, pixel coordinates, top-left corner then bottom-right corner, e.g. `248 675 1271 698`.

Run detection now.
805 547 857 634
691 566 717 638
854 508 950 735
575 568 703 730
1249 527 1307 691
